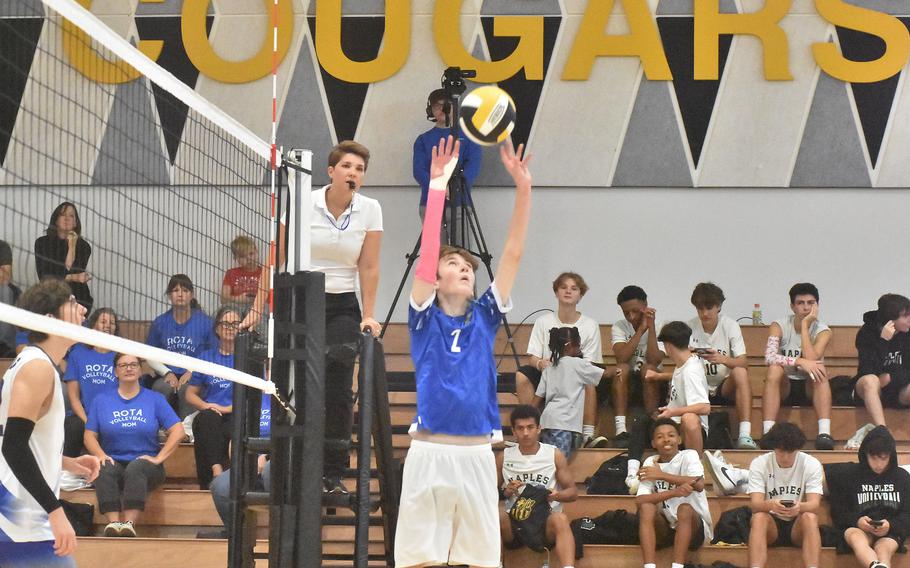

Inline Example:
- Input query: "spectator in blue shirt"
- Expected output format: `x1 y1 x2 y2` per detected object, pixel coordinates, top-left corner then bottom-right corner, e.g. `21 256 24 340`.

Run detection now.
84 353 184 538
146 274 215 418
63 308 120 457
185 305 242 489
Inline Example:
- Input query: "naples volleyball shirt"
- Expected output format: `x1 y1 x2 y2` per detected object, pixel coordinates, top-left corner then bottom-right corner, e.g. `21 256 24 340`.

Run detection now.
688 315 747 392
774 315 830 381
408 283 512 439
611 318 665 371
668 355 710 433
146 309 215 375
526 312 602 362
637 449 713 542
747 451 824 503
188 349 235 407
86 388 180 462
0 347 65 542
502 443 560 512
63 344 117 411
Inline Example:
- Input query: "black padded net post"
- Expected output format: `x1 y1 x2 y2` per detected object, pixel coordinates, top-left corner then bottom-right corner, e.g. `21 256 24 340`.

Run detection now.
0 0 272 331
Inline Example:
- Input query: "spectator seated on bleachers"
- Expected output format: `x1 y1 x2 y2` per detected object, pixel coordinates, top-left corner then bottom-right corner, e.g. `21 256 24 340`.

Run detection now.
0 238 19 357
612 285 666 417
851 294 910 449
636 418 712 568
204 395 271 539
34 201 93 313
221 235 262 307
185 305 241 490
63 308 120 457
687 282 755 450
515 272 608 447
746 423 824 568
763 283 835 451
146 274 215 418
83 353 184 538
532 326 608 459
827 425 910 568
498 405 577 567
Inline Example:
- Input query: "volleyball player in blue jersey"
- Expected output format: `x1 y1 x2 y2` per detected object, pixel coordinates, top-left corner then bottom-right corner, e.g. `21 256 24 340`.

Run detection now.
394 135 532 568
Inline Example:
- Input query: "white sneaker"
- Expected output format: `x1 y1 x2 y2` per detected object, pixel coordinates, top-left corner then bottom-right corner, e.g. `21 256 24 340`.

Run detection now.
845 423 875 450
625 472 639 495
703 450 744 496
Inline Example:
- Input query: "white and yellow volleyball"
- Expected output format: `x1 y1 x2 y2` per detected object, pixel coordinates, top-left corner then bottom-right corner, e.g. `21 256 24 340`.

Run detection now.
458 86 516 146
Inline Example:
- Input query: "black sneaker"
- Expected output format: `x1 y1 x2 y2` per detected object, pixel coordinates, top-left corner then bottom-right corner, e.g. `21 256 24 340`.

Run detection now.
815 433 835 450
323 476 349 495
611 432 630 448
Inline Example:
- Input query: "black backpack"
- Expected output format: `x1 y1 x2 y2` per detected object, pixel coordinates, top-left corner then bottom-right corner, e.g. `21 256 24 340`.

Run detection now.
570 509 640 558
711 505 752 544
707 411 734 450
508 483 551 552
585 453 629 495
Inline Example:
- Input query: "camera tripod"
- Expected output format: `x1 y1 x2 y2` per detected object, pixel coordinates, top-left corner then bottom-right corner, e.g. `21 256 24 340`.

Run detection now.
379 69 522 369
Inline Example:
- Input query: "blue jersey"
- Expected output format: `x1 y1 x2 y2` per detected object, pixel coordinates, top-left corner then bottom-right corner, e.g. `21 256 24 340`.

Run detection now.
259 395 271 438
86 388 180 462
146 309 215 375
63 344 117 412
188 349 234 407
408 284 510 438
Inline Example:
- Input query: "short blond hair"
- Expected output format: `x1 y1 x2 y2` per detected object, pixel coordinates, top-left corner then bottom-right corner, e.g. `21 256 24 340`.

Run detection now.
230 235 256 257
439 245 479 272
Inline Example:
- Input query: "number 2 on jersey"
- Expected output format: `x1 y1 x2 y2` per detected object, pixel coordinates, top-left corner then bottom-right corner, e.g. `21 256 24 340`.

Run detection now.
450 329 462 353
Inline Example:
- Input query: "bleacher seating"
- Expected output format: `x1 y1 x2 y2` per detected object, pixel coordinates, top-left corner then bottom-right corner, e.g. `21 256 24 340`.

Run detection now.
12 322 891 565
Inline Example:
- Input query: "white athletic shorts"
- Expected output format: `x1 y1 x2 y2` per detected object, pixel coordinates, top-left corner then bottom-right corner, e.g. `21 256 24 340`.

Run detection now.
394 439 500 567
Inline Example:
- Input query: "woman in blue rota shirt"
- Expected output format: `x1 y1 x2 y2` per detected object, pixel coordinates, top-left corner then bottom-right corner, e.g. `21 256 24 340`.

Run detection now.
63 308 120 457
185 304 242 489
146 274 215 418
84 352 184 538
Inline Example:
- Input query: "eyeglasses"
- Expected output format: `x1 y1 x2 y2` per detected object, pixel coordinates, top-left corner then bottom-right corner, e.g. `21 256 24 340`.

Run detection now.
218 321 241 329
116 362 140 370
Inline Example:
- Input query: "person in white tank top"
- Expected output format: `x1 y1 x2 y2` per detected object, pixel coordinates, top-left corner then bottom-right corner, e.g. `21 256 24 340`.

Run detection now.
761 283 834 451
0 280 100 567
497 405 577 568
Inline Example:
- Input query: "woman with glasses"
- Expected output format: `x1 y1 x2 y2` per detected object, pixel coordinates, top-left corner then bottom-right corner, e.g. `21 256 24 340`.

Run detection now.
146 274 215 418
84 353 184 537
63 308 119 457
185 305 242 489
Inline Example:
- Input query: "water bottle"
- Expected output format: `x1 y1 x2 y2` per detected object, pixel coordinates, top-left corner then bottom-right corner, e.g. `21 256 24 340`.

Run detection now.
752 303 763 325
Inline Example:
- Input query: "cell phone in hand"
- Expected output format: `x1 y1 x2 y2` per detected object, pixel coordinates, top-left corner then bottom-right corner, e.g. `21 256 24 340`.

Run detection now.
780 500 795 508
693 348 712 355
870 519 885 527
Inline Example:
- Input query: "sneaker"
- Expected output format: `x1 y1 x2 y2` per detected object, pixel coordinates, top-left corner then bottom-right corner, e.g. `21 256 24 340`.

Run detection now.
624 472 640 495
845 423 875 450
736 435 757 450
323 476 349 495
585 436 609 448
610 432 630 449
703 450 742 496
815 433 835 450
119 521 136 537
869 562 887 568
103 522 122 537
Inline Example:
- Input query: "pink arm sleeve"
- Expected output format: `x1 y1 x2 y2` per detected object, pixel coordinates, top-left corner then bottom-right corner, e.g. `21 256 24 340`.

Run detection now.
764 335 796 366
415 183 445 283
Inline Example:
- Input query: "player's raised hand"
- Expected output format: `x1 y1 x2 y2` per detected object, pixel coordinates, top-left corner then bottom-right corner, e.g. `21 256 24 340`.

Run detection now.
429 135 460 182
499 139 532 188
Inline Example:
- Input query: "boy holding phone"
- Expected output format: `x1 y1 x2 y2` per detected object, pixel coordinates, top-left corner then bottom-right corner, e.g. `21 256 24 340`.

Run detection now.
827 426 910 568
747 423 824 568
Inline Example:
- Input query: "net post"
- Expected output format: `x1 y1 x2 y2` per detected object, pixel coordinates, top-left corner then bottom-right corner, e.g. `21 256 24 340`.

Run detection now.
355 332 375 567
284 149 313 273
228 332 257 568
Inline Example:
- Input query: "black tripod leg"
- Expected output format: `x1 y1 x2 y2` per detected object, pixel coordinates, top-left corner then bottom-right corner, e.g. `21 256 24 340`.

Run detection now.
380 233 421 338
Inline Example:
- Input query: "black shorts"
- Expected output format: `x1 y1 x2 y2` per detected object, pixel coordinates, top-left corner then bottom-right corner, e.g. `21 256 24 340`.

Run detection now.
772 515 797 547
880 372 910 409
627 369 669 406
517 365 543 389
505 513 553 551
872 533 907 552
781 378 811 407
656 515 705 550
708 376 735 406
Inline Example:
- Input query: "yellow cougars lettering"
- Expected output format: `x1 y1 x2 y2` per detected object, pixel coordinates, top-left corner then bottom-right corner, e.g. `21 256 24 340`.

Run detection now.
63 0 163 84
315 0 410 83
182 0 293 84
434 0 543 82
562 0 672 81
812 0 910 83
694 0 792 80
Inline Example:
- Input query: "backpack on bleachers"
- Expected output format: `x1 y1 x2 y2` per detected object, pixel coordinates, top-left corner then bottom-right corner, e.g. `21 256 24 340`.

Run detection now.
570 509 640 558
585 452 629 495
828 375 856 407
707 410 734 450
508 483 551 552
711 505 751 544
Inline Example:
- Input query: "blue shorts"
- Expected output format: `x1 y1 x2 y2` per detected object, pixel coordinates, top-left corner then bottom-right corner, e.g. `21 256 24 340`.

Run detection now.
540 429 583 459
0 541 77 567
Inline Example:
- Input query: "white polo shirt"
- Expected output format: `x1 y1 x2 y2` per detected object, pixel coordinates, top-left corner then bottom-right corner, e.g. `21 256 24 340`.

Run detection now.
310 184 383 294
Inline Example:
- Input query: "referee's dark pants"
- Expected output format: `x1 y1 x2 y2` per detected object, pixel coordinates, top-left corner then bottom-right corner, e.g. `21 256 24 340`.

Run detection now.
324 292 361 481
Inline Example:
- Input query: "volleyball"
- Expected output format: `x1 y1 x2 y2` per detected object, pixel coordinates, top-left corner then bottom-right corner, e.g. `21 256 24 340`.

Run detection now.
458 86 516 146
